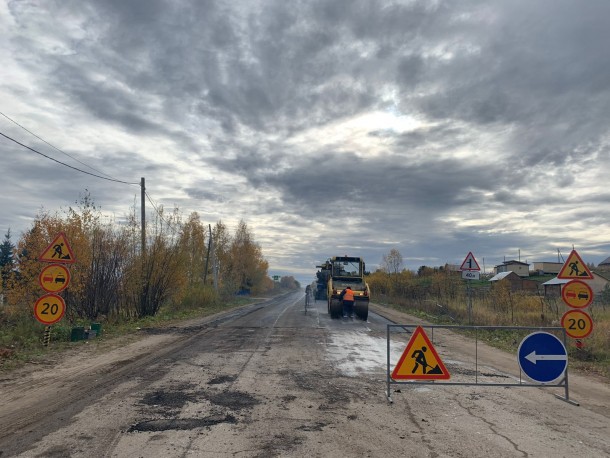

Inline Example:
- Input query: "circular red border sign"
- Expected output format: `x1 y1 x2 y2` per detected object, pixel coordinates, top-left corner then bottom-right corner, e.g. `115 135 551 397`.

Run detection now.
38 264 71 293
561 309 593 339
33 294 66 325
561 280 593 308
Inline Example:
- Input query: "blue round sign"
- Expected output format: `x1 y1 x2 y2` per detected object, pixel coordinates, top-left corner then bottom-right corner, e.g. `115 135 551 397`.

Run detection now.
518 332 567 384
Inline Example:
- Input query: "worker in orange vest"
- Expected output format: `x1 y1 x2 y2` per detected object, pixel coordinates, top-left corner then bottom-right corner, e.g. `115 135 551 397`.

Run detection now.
340 286 355 319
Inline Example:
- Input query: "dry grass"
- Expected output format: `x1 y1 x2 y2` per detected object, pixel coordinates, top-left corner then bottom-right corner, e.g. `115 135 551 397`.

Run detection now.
381 288 609 379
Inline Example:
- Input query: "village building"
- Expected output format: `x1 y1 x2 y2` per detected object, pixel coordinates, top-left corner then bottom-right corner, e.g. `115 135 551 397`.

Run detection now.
494 260 530 277
542 271 610 297
532 261 563 275
488 271 539 292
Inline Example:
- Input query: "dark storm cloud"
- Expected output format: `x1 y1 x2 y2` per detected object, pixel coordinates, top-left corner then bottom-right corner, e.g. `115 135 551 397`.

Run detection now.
3 0 610 272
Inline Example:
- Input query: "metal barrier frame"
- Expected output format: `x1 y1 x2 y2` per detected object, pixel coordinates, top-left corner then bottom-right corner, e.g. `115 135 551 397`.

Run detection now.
386 324 578 406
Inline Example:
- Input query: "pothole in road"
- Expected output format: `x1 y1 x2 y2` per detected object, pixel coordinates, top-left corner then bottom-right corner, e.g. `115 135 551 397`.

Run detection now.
128 414 237 432
207 374 237 385
205 390 260 410
296 421 328 432
139 383 199 411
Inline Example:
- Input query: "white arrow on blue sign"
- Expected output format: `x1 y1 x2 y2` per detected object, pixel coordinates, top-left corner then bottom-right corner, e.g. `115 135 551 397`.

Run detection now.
518 332 568 384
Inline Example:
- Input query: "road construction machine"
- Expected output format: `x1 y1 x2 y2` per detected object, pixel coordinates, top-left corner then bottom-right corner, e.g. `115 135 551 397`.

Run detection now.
326 256 370 320
314 261 331 300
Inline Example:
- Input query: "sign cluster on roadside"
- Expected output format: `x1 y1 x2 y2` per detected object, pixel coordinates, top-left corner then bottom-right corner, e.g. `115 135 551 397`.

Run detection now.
557 250 594 345
34 233 75 344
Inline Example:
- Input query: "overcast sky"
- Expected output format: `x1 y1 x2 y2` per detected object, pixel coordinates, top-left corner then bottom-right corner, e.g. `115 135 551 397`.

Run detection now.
1 0 609 285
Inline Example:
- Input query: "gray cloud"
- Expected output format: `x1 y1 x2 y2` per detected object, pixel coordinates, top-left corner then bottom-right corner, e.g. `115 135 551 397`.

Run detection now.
2 0 609 279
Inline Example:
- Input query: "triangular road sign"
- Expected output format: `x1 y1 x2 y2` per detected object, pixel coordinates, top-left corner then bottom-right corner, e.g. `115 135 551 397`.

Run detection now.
460 251 480 271
39 232 76 264
391 326 450 380
557 249 593 279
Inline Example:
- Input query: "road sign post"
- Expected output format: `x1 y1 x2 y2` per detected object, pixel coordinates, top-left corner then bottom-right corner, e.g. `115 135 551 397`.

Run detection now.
460 252 481 324
557 250 595 346
33 294 66 325
38 264 71 293
518 332 568 384
561 280 593 309
561 309 593 339
34 233 75 343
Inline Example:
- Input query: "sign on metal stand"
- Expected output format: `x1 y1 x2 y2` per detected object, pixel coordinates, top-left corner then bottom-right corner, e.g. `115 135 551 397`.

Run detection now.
460 252 481 324
34 233 76 347
386 324 577 406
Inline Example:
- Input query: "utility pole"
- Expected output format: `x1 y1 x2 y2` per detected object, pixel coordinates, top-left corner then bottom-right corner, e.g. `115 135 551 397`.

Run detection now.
140 177 146 259
204 224 212 284
140 177 146 310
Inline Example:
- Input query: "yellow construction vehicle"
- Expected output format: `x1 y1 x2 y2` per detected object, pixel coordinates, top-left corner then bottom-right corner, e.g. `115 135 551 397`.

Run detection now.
326 256 370 320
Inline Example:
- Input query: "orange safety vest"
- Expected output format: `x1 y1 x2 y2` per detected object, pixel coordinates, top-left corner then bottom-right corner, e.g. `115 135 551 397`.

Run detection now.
343 289 354 302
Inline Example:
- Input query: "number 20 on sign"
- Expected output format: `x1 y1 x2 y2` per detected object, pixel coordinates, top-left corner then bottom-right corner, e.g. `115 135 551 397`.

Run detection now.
33 294 66 325
561 309 593 339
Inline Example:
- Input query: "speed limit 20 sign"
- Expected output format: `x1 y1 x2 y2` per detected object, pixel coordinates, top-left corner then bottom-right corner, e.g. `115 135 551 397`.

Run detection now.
561 309 593 339
33 294 66 325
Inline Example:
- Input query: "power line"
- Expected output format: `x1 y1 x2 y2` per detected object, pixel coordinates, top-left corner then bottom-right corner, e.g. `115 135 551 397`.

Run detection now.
0 130 139 185
145 191 181 235
0 111 117 180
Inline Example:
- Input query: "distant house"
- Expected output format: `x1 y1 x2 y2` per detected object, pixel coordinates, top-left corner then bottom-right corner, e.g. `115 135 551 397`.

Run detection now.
489 271 539 292
494 260 530 278
443 263 462 275
533 262 563 275
542 271 609 297
598 256 610 273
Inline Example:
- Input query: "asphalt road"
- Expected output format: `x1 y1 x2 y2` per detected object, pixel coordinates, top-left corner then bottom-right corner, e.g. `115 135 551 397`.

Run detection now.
1 291 609 457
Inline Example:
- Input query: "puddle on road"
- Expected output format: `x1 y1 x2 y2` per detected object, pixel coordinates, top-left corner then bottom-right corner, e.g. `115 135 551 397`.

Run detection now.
326 331 404 377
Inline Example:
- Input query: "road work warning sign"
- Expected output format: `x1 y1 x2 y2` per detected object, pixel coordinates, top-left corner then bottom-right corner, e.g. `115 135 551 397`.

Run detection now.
39 233 76 264
557 249 593 280
391 326 450 380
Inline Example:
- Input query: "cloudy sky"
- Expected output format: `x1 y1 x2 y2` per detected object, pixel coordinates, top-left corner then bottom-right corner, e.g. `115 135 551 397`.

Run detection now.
1 0 609 284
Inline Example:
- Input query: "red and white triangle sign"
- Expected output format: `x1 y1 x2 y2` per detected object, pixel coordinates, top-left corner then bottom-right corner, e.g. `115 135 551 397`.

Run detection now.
460 251 480 271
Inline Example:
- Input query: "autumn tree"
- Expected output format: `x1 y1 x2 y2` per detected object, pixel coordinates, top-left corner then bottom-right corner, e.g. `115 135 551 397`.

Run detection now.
382 249 403 275
212 220 233 293
0 229 14 290
228 220 269 295
129 205 186 317
177 212 207 287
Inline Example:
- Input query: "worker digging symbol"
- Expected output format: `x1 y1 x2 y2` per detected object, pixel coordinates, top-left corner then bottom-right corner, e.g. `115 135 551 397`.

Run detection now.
557 250 593 280
391 326 450 380
411 346 430 374
411 346 443 375
569 260 581 277
391 326 451 380
52 242 70 260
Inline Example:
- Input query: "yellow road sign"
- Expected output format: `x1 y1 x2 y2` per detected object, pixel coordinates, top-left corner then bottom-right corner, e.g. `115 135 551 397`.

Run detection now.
557 250 593 279
391 326 450 380
561 309 593 339
38 264 71 293
33 294 66 325
39 233 76 264
561 280 593 308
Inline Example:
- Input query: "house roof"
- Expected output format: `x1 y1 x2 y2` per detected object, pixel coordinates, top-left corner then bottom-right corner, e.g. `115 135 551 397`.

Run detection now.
542 277 570 286
495 260 530 267
543 271 609 285
489 272 514 281
599 256 610 266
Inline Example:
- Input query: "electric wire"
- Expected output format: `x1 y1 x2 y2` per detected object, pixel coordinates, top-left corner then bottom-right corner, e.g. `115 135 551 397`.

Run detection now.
0 110 117 180
0 130 139 185
1 125 230 236
145 191 181 235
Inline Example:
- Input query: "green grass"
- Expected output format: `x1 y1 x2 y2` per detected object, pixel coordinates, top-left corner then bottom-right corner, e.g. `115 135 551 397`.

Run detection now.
0 295 261 371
